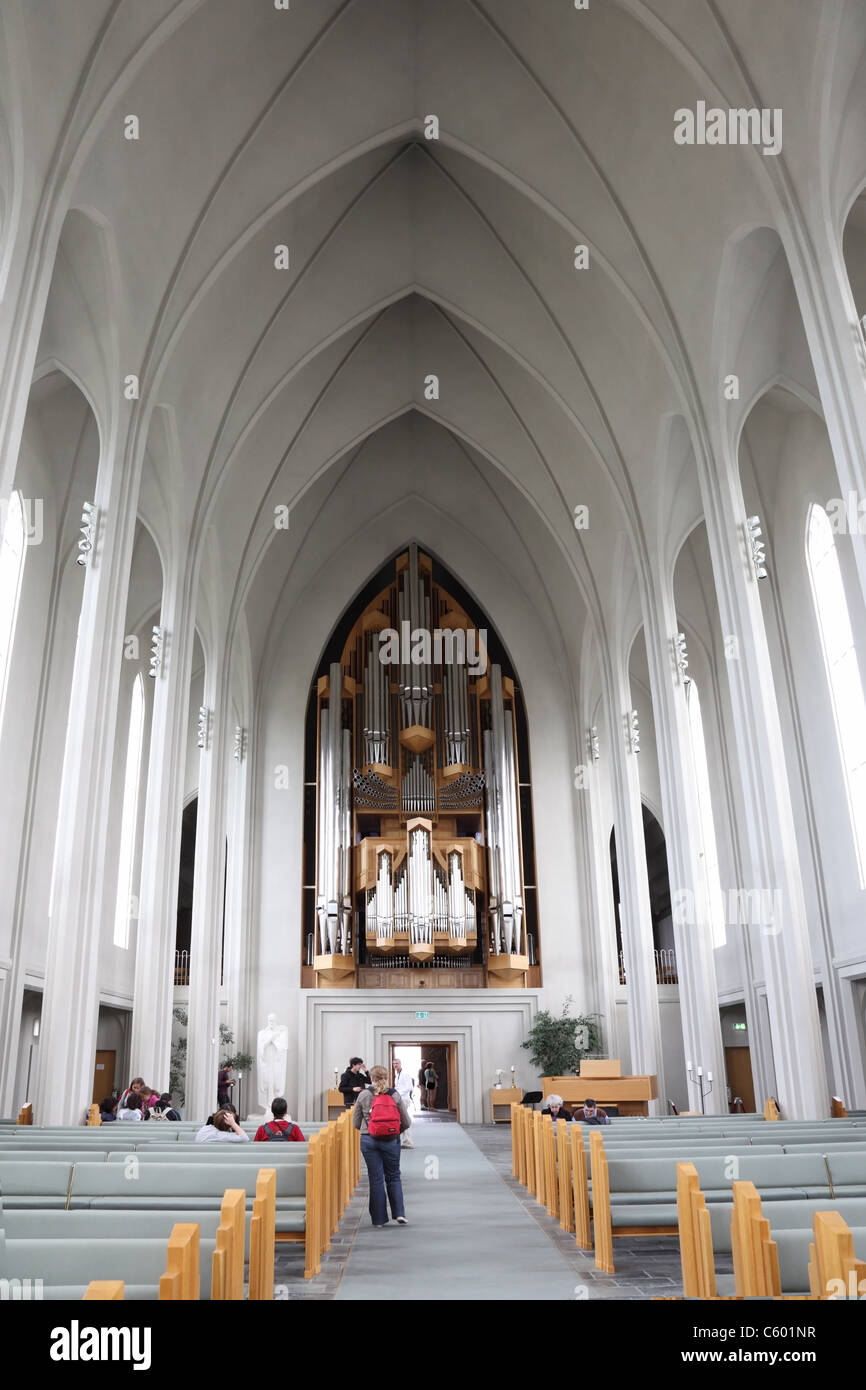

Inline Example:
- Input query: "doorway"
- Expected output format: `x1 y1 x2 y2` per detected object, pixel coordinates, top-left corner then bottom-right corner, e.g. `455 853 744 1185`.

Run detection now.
92 1050 116 1104
390 1041 459 1119
724 1047 756 1114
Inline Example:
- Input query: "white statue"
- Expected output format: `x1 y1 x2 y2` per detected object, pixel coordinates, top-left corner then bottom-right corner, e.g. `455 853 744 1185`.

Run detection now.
255 1013 289 1113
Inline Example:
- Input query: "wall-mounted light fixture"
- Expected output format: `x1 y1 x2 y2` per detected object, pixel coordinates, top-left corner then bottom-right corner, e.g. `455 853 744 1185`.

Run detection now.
149 626 165 679
747 515 767 580
197 706 211 750
587 726 600 762
233 726 247 763
675 631 690 684
629 709 640 755
76 502 97 566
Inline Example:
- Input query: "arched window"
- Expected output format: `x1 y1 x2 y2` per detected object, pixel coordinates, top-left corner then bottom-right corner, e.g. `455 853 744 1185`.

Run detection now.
685 679 726 948
113 673 145 948
806 504 866 885
0 490 27 731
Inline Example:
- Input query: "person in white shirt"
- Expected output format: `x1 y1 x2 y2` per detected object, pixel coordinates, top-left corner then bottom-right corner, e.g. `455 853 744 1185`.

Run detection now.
195 1109 251 1143
393 1059 415 1149
117 1092 144 1122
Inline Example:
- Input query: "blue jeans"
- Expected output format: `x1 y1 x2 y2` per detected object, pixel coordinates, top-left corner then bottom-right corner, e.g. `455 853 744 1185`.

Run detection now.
360 1133 405 1224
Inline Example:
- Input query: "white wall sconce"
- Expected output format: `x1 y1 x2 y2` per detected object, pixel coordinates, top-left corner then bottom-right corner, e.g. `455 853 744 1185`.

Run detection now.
747 515 767 579
76 502 97 566
675 631 690 684
629 709 640 755
233 726 247 763
587 726 600 761
197 706 211 750
149 626 165 679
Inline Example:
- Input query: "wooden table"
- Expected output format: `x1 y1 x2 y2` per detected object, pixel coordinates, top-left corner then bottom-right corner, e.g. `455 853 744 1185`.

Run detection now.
489 1088 523 1123
542 1075 658 1116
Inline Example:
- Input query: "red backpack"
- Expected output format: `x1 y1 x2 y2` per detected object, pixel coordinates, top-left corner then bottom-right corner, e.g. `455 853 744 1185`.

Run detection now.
367 1089 401 1138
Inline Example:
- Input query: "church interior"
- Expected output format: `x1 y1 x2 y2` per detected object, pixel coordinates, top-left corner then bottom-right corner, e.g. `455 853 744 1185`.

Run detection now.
1 0 866 1319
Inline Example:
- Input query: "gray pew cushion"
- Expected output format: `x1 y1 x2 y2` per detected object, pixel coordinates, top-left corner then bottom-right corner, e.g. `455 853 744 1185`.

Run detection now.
0 1161 71 1205
0 1231 215 1298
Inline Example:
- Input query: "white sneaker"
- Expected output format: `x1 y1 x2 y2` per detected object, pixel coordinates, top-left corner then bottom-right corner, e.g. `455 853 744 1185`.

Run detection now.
396 1216 408 1224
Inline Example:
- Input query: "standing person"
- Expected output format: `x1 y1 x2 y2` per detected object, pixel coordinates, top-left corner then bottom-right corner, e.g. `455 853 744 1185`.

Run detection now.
353 1065 410 1227
392 1058 415 1149
418 1061 427 1109
339 1057 371 1108
423 1061 439 1111
217 1062 235 1108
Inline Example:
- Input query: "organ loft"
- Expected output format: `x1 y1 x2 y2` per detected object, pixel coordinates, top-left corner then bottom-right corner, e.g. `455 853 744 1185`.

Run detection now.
303 546 540 990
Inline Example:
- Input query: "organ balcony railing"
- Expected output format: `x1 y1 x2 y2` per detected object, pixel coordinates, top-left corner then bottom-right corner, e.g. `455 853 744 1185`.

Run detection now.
174 950 190 985
618 947 678 985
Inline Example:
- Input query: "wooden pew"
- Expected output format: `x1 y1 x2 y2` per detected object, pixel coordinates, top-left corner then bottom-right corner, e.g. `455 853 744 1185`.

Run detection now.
211 1189 245 1301
731 1180 783 1296
249 1168 277 1297
158 1223 200 1300
557 1119 574 1234
543 1115 558 1219
533 1111 545 1206
84 1280 125 1300
677 1162 716 1299
570 1125 592 1251
808 1210 866 1298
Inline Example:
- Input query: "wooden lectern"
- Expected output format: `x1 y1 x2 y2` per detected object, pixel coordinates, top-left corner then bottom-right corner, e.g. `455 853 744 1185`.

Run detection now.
542 1060 658 1116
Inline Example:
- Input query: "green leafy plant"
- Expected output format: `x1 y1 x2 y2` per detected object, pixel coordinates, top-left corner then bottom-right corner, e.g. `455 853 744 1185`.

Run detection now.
521 996 602 1077
219 1023 254 1073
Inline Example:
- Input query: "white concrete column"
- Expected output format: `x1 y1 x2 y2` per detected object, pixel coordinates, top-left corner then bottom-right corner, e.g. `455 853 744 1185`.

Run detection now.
607 658 665 1108
185 663 228 1121
698 424 828 1119
785 220 866 612
642 579 727 1113
128 567 195 1089
577 719 623 1061
33 416 139 1124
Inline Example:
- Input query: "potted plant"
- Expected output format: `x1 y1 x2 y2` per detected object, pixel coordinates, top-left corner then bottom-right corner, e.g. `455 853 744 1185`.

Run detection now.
521 996 602 1077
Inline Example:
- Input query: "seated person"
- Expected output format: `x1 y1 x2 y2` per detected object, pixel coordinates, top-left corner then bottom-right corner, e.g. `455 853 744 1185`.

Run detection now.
573 1097 610 1125
117 1091 144 1122
99 1095 119 1122
541 1094 572 1121
254 1097 305 1142
195 1108 250 1143
151 1092 182 1121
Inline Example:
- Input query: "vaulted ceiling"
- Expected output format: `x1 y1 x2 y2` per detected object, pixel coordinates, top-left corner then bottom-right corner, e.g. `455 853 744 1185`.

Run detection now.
5 0 866 687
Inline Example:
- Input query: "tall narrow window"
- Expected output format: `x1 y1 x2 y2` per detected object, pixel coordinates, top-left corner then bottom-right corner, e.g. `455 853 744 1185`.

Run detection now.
685 679 726 948
0 490 27 732
807 504 866 885
113 673 145 948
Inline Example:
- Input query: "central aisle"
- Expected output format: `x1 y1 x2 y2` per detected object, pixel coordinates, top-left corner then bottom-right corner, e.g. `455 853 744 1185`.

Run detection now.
335 1123 578 1300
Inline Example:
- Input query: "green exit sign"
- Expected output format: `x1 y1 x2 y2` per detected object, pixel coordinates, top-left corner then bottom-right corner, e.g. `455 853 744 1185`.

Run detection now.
733 1022 747 1031
414 1010 430 1019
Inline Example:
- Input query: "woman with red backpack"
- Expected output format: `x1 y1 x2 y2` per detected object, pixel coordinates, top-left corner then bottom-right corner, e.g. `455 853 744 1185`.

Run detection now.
353 1064 411 1227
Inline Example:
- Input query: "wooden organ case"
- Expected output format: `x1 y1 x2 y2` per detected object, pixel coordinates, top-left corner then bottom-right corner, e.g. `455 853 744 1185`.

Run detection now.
305 546 540 989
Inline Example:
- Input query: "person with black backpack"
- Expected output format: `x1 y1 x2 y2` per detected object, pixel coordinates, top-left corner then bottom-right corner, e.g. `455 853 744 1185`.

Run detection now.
253 1096 305 1142
353 1064 411 1227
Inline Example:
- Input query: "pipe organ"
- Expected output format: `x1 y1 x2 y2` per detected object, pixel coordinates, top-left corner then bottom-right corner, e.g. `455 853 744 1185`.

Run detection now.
308 546 537 987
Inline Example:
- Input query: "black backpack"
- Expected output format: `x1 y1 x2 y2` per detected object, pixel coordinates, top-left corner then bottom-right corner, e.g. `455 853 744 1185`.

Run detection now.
263 1121 296 1142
